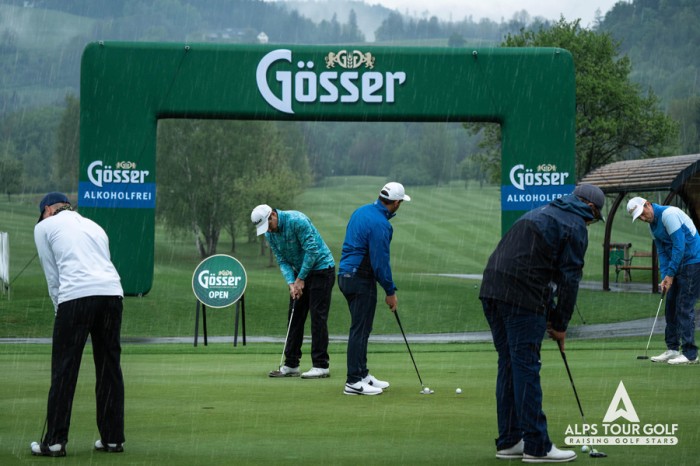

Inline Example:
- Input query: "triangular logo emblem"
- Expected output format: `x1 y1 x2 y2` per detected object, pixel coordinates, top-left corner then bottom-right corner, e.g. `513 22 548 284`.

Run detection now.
603 381 640 423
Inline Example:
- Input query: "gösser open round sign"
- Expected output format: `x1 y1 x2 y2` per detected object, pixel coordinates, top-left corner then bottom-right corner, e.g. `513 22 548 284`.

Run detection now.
191 254 247 308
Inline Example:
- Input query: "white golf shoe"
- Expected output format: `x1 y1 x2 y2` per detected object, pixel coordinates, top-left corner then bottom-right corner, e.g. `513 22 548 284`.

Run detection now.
95 440 124 452
30 442 66 457
667 354 699 365
301 367 330 378
496 439 524 459
343 381 383 395
362 374 390 389
522 444 576 463
650 349 680 363
268 365 300 377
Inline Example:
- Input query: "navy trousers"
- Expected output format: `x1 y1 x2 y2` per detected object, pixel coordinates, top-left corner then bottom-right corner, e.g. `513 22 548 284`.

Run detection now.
664 262 700 360
338 275 378 384
482 298 552 457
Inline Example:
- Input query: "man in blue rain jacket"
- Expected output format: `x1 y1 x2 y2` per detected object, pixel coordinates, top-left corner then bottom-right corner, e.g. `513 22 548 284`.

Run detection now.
627 196 700 365
338 182 411 396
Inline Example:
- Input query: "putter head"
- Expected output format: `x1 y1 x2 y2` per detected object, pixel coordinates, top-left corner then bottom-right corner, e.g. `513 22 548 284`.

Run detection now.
589 449 607 458
268 369 299 378
637 356 649 360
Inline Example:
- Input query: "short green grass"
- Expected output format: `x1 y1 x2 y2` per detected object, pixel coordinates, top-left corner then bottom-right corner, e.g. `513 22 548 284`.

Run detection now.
1 178 698 465
1 340 699 465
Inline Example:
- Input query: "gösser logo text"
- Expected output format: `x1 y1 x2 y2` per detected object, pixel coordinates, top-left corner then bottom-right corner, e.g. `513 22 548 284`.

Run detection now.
256 49 407 114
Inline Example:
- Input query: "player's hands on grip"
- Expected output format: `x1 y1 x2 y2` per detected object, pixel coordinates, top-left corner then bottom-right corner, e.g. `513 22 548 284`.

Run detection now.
547 322 567 351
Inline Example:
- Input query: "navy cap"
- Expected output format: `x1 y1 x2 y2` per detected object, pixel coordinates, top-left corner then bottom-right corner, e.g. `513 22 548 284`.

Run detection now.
573 184 605 222
38 192 70 223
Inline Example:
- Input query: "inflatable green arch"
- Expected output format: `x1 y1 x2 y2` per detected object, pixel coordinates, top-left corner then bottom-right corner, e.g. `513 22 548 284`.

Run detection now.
79 42 575 295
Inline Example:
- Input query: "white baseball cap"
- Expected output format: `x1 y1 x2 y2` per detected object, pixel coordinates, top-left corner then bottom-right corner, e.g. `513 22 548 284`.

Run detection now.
380 182 411 201
251 204 272 235
627 197 647 222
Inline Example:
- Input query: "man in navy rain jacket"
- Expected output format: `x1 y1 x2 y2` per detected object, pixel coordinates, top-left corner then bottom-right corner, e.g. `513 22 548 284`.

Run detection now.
479 183 605 463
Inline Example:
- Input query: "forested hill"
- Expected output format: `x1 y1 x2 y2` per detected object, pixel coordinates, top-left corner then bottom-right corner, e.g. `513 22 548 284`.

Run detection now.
600 0 699 105
598 0 700 154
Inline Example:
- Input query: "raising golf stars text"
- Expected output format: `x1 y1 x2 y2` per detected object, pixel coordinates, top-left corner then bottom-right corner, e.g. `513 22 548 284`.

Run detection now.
565 423 679 445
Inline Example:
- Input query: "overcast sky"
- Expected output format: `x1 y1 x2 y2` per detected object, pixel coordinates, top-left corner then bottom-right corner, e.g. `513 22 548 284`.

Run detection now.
365 0 625 27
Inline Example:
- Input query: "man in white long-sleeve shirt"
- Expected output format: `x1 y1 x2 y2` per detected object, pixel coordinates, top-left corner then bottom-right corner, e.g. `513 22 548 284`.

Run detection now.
30 192 125 457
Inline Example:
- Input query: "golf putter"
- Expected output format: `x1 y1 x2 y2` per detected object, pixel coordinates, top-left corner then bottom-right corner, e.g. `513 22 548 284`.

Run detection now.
557 340 585 421
637 290 666 360
393 309 425 389
557 340 607 458
269 299 297 377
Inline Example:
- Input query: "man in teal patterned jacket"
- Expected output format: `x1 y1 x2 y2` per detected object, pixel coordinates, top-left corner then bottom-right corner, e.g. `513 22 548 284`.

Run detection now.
251 204 336 378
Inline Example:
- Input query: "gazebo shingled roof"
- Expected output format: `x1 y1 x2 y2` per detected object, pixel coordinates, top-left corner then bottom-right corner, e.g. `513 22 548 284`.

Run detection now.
579 154 700 292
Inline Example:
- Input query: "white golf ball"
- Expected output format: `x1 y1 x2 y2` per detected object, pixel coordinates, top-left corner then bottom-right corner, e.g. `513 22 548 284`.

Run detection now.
423 387 430 394
581 445 590 453
456 388 462 394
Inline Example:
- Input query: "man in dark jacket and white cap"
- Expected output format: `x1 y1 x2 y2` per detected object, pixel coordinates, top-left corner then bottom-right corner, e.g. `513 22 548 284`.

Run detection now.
479 183 605 463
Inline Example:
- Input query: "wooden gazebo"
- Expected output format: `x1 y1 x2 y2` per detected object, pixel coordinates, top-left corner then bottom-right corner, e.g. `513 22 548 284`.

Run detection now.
579 153 700 292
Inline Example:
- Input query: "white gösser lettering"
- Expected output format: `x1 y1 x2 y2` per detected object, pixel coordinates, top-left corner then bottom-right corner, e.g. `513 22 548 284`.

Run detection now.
256 49 407 114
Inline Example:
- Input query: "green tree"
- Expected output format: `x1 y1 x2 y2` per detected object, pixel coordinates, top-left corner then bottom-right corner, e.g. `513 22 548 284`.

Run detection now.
341 9 365 43
54 94 80 192
0 106 62 192
0 153 23 200
469 19 678 180
420 124 455 185
668 96 700 154
375 12 405 42
318 15 342 43
156 119 307 258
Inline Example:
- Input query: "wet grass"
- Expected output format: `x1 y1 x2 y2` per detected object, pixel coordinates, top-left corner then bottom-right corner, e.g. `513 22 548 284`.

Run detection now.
1 339 699 465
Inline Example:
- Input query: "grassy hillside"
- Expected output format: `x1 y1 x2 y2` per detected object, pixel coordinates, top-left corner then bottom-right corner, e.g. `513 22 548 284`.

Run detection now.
0 178 661 339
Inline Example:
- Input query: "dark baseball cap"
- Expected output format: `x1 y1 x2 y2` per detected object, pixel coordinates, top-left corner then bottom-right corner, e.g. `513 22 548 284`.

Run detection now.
37 192 70 223
573 184 605 222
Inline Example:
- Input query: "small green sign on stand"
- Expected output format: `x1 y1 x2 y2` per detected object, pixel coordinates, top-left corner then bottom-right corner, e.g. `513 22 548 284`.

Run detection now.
192 254 247 308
